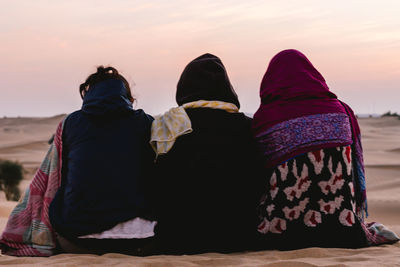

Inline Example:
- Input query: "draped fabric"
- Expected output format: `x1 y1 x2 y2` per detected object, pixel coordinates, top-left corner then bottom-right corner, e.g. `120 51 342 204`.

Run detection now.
0 119 65 256
176 53 240 108
154 108 264 254
150 100 238 157
151 53 241 159
252 49 367 218
253 49 345 132
257 146 399 249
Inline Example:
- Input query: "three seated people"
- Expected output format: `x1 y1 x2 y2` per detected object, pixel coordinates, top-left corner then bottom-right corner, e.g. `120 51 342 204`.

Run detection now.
0 50 398 256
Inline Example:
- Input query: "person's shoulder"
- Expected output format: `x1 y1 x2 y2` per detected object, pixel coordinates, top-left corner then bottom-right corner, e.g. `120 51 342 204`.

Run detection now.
190 109 253 131
62 110 83 126
238 112 253 122
129 109 154 124
229 112 253 126
65 110 82 119
59 111 84 140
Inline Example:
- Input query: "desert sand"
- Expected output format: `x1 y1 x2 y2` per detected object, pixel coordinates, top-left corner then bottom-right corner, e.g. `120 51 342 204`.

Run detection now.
0 115 399 266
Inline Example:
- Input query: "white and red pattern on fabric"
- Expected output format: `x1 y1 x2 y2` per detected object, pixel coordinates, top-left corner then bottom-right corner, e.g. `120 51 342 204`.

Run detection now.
266 204 275 217
304 210 322 227
270 218 287 234
270 171 279 200
278 162 289 181
257 218 270 234
339 209 355 226
258 146 363 238
258 218 287 234
343 146 352 176
308 150 324 175
348 182 355 198
318 159 344 195
318 196 344 214
283 198 309 221
348 182 356 213
283 164 311 201
258 145 398 247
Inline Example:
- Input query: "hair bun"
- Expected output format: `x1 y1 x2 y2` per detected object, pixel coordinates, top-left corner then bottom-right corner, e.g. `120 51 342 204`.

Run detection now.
80 65 133 102
97 66 119 76
97 66 106 74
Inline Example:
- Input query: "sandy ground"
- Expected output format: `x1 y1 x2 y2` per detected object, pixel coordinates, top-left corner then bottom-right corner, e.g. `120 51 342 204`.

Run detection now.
0 115 399 266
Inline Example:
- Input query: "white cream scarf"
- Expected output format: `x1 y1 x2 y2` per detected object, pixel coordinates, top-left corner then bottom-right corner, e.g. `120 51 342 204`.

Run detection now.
150 100 239 157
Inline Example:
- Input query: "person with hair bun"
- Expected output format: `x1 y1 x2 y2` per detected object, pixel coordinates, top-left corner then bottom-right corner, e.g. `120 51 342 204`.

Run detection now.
48 66 157 255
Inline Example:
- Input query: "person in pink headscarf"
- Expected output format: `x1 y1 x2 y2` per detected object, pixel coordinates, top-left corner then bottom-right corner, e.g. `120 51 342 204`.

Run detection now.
252 49 399 249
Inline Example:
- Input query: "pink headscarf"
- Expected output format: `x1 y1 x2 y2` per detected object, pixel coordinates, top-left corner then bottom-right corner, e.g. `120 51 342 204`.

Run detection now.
253 49 347 132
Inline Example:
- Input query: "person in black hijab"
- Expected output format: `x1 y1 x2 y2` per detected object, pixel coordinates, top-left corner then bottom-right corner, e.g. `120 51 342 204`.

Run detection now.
176 53 241 107
153 53 264 254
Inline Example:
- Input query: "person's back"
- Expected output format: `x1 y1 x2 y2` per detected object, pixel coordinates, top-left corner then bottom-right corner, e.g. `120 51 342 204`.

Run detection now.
49 67 156 254
252 49 400 249
51 108 154 237
153 54 264 254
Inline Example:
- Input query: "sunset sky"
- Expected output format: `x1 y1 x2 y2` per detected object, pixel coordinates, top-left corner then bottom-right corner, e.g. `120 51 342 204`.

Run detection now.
1 0 399 116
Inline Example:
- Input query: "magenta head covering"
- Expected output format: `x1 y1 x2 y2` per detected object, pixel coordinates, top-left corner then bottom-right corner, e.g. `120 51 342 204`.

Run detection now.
253 49 347 132
260 49 336 103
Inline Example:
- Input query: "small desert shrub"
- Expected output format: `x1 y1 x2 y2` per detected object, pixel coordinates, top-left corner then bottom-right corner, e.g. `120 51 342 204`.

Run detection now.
382 111 400 118
0 160 23 201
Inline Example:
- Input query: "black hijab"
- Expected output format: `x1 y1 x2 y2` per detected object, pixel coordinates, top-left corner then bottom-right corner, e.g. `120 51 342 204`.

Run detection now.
176 53 240 108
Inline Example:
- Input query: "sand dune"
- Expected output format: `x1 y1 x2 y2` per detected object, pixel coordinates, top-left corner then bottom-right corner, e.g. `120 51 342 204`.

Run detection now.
0 141 50 155
0 114 65 173
0 116 399 266
389 148 400 153
360 117 400 166
0 244 399 267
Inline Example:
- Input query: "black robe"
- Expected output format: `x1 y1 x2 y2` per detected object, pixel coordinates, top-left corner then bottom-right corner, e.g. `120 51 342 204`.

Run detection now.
155 108 264 254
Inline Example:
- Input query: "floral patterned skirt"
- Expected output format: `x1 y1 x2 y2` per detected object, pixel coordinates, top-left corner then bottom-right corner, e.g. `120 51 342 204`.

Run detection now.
257 146 369 249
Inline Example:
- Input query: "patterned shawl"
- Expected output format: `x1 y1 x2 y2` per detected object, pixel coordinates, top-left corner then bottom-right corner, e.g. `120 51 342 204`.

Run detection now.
0 118 65 256
252 49 367 219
